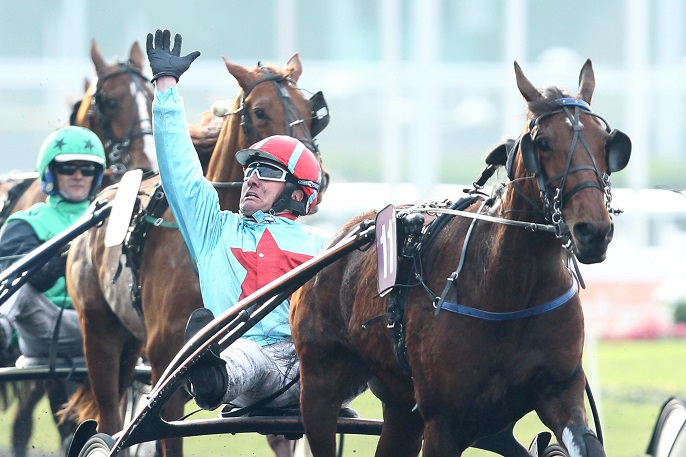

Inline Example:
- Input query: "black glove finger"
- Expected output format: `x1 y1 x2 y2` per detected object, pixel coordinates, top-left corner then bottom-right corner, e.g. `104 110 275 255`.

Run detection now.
172 33 182 57
146 32 154 54
185 50 201 65
154 29 164 50
162 29 171 51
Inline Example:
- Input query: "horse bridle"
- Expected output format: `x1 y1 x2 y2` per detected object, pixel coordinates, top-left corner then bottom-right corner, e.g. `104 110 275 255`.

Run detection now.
506 97 631 239
238 66 330 155
90 62 154 178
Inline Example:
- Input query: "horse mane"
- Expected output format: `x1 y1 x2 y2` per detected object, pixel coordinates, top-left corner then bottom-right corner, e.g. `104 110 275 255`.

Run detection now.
526 86 573 118
68 99 83 126
257 62 289 78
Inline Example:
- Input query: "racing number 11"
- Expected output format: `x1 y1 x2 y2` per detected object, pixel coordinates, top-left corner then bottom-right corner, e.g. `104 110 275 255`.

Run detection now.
375 204 397 295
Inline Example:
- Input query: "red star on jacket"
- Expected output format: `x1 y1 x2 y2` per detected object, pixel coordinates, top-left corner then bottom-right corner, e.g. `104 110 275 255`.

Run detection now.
231 229 313 300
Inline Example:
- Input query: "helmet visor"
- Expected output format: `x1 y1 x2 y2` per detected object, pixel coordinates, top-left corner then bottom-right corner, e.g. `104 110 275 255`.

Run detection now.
243 162 289 182
53 162 99 177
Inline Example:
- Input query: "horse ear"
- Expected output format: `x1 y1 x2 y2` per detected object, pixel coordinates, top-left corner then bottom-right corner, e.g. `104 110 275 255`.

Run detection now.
90 40 107 76
222 56 252 90
514 61 541 102
578 59 595 104
129 41 144 70
285 52 303 83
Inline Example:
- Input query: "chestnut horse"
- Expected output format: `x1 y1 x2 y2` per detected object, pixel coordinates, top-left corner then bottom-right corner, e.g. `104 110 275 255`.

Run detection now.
0 40 155 227
290 59 631 457
63 53 330 457
0 40 155 457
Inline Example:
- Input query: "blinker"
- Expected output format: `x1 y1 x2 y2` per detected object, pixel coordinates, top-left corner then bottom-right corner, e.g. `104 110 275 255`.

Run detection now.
520 133 540 175
309 91 330 137
605 129 631 174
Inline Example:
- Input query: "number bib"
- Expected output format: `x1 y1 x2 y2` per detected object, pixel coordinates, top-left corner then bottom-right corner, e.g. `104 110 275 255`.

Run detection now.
375 204 397 295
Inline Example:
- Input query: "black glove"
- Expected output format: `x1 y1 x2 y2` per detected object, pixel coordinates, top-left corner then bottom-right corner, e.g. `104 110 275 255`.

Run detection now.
146 29 201 82
28 245 69 293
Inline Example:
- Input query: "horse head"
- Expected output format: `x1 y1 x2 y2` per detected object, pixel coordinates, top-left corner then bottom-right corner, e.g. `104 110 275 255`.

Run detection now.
72 40 156 186
205 53 331 211
501 59 631 264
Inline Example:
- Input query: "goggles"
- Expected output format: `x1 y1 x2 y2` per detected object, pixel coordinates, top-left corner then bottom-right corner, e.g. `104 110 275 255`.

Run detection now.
243 162 289 182
54 162 98 177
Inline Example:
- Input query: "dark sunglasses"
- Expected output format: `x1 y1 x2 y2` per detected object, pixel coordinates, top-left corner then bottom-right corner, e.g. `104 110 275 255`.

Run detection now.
54 163 98 177
243 162 288 182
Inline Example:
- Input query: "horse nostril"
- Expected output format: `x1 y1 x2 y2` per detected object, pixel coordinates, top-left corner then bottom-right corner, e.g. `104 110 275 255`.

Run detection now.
573 221 613 246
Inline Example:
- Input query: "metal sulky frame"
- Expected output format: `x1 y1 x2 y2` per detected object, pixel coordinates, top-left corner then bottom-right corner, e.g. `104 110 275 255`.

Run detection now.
67 220 383 457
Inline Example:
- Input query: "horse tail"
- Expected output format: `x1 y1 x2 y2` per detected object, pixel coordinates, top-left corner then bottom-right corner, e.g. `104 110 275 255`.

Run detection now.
57 379 100 425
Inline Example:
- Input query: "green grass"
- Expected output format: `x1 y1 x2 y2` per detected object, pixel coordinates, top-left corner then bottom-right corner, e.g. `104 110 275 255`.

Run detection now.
2 340 685 456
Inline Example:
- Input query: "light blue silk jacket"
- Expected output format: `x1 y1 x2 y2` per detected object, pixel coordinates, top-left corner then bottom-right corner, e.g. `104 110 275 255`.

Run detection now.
153 87 328 345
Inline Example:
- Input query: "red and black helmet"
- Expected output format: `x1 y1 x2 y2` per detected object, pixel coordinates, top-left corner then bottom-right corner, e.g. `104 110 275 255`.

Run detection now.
236 135 322 215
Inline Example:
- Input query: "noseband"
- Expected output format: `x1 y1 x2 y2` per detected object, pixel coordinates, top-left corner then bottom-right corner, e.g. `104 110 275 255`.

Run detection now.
90 63 154 177
506 97 631 239
238 66 329 155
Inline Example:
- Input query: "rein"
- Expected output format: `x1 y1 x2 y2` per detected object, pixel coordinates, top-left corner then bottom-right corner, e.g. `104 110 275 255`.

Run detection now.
420 199 579 320
405 203 557 233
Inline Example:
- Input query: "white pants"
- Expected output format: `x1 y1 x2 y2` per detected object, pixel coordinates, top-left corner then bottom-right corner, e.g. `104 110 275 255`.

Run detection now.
219 339 367 409
0 284 83 358
220 339 300 408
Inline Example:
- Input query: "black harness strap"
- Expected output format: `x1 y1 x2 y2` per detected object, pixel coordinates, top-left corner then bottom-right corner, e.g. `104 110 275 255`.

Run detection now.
115 179 171 316
116 179 199 317
364 197 482 376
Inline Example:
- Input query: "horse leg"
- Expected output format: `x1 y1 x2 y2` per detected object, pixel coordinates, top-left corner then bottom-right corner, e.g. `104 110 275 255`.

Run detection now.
81 303 133 435
375 401 423 457
299 344 369 457
536 374 605 457
11 380 45 457
421 416 468 457
147 329 186 457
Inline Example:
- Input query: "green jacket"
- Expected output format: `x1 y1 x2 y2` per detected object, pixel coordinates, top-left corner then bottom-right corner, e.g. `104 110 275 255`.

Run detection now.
5 195 90 308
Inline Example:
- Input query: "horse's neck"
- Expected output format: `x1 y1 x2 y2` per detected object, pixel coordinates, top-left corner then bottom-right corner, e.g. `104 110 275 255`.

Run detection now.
205 113 243 211
460 193 569 301
498 181 549 226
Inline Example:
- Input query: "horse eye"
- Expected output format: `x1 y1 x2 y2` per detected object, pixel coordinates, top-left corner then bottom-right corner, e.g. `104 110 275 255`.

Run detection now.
97 96 116 110
534 137 551 153
253 108 267 121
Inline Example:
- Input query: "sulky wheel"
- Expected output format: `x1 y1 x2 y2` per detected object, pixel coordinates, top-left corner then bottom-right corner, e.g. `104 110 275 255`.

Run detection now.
541 443 569 457
77 433 116 457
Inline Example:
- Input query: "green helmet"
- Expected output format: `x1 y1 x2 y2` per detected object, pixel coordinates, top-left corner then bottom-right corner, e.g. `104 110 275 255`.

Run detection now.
36 126 106 197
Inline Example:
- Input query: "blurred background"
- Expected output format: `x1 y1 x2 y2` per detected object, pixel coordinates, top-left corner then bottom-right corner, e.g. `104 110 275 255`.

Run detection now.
1 1 685 342
1 1 686 453
2 0 683 337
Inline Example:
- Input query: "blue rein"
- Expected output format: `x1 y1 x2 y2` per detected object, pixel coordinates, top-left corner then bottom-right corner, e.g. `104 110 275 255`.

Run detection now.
438 276 577 321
